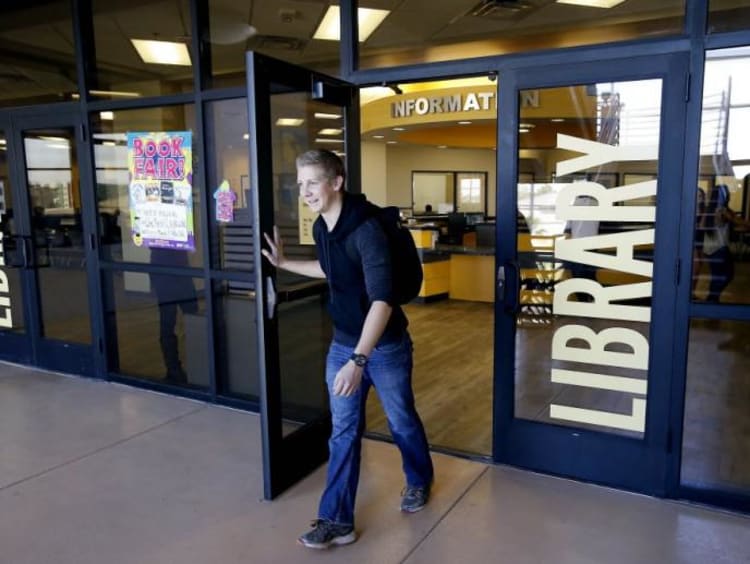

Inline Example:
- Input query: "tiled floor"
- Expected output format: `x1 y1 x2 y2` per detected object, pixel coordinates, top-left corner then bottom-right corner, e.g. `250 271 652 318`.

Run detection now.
1 362 748 564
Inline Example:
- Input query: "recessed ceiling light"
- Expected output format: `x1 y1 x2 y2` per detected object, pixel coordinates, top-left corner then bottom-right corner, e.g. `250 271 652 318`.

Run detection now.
386 141 397 144
556 0 625 7
243 133 249 140
519 123 536 128
519 128 530 133
315 112 342 120
372 135 384 139
99 111 114 121
437 145 447 149
319 128 343 135
315 138 344 144
131 39 191 66
550 118 565 122
313 6 390 42
276 118 304 126
458 121 472 125
0 139 7 145
90 89 140 98
393 127 406 131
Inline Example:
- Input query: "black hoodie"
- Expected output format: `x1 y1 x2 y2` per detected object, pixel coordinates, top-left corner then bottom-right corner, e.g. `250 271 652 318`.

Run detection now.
313 192 407 346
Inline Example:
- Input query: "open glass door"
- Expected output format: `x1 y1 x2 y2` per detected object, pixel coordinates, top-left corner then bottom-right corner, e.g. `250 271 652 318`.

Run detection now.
246 52 359 499
2 110 97 376
495 53 688 494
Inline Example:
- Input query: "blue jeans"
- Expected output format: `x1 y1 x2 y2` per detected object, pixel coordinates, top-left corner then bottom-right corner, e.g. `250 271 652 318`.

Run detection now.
317 333 434 526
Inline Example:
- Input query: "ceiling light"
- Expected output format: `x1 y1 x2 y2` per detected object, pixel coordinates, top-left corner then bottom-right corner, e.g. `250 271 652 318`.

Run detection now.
315 112 341 120
458 121 472 125
372 135 384 139
0 139 6 145
319 128 343 135
550 118 565 122
519 128 530 133
90 89 141 98
100 111 114 121
386 141 397 144
315 138 344 144
313 6 390 42
131 39 191 66
276 118 304 126
556 0 625 7
519 123 536 128
437 145 447 149
393 127 406 131
243 133 249 140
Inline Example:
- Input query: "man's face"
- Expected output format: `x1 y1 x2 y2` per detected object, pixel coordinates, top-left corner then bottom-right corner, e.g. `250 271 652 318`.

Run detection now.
297 164 342 214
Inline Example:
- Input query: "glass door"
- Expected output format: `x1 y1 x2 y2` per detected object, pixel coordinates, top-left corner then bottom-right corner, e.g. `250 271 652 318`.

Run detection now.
246 52 359 499
0 116 31 364
495 53 689 494
3 110 98 376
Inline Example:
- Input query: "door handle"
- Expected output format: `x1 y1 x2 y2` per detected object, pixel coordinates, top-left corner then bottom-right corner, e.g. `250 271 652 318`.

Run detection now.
265 275 277 320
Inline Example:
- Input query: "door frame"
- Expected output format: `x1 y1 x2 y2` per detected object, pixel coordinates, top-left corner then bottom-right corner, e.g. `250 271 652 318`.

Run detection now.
246 51 360 499
493 52 690 495
3 106 100 377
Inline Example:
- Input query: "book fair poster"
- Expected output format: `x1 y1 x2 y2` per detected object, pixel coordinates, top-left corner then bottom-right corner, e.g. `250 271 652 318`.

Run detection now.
127 131 195 250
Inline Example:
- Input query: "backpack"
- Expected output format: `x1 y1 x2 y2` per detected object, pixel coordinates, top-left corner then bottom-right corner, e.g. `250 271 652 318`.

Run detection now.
346 206 423 304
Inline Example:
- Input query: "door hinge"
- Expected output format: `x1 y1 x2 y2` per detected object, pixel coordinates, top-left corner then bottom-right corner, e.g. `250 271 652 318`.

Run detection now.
684 73 691 102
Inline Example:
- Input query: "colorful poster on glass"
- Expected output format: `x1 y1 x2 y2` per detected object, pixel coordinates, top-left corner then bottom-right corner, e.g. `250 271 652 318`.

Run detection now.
127 131 194 250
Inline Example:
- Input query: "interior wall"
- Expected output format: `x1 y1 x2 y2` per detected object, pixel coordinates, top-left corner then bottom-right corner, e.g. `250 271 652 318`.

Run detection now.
361 141 387 205
385 145 497 215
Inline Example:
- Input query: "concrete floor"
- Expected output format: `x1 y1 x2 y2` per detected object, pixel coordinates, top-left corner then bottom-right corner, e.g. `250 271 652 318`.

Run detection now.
1 363 748 564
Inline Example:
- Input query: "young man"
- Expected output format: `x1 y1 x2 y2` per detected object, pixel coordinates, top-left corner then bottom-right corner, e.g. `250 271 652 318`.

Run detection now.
261 149 434 549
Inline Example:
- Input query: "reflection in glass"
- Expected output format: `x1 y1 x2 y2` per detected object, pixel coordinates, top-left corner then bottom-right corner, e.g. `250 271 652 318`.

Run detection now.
514 81 662 438
268 88 339 435
90 0 193 99
692 47 750 305
708 1 750 33
24 129 91 343
90 105 203 267
0 1 78 107
208 1 340 88
682 319 750 494
0 129 25 332
358 0 684 70
206 99 253 272
104 269 207 388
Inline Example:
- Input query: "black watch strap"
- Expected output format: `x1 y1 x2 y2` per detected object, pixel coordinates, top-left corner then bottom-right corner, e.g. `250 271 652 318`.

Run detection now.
350 353 368 367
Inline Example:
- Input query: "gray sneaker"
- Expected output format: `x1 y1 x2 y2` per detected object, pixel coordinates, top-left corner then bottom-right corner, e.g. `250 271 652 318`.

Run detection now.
297 519 357 549
400 483 431 513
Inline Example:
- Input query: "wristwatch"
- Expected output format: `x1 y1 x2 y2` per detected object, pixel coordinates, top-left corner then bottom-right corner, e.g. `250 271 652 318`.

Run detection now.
350 353 368 367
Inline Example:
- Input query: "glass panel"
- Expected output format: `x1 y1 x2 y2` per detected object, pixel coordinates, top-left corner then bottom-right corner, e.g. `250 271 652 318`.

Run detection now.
90 105 203 267
0 1 78 107
24 129 90 343
267 86 339 434
692 47 750 305
214 280 257 399
357 0 684 70
708 0 750 33
91 0 193 100
361 77 497 456
104 269 207 387
208 1 341 89
0 129 25 332
514 80 662 438
682 319 750 494
206 98 252 272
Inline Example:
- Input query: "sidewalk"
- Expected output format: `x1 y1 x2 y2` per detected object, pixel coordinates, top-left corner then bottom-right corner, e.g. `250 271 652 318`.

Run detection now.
1 362 747 564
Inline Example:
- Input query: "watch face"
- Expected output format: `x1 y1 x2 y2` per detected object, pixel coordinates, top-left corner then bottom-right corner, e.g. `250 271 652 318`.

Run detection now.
351 353 367 367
